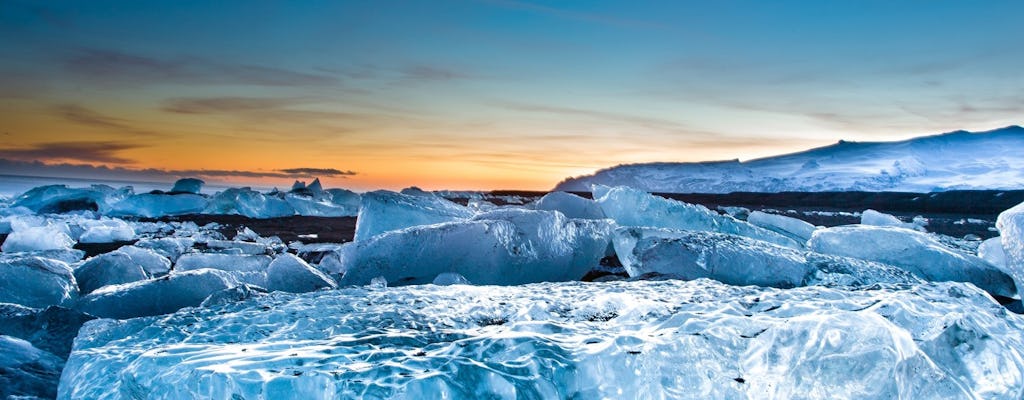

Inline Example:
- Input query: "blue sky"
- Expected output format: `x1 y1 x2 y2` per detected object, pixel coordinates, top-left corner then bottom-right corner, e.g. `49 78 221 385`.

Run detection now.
0 0 1021 189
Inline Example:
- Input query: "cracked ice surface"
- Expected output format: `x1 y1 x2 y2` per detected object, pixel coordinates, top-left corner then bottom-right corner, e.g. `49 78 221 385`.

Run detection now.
60 279 1024 399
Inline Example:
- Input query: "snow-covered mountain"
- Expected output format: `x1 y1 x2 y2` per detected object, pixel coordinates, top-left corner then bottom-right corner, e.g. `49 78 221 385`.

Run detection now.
555 125 1024 193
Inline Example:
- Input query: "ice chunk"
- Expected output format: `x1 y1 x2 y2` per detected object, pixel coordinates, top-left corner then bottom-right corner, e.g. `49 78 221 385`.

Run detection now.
11 184 130 214
593 185 801 248
0 335 64 399
998 201 1024 292
109 193 209 218
432 272 469 285
0 256 78 308
809 225 1017 298
74 251 150 295
325 188 360 211
76 268 241 319
170 178 204 194
203 239 276 255
285 193 357 217
354 190 474 241
979 237 1007 269
200 284 268 307
747 211 817 242
533 191 605 219
0 248 86 264
134 237 195 262
116 245 172 276
204 187 294 218
77 218 135 243
2 223 75 252
266 253 337 293
174 253 272 286
58 280 1024 399
613 227 919 288
339 209 613 286
861 209 921 231
0 304 95 359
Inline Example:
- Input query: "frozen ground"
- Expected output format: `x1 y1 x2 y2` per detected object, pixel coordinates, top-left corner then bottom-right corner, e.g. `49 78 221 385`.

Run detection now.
2 179 1024 399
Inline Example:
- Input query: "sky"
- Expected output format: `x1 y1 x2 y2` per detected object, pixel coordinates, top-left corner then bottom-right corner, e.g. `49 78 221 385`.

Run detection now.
0 1 1022 191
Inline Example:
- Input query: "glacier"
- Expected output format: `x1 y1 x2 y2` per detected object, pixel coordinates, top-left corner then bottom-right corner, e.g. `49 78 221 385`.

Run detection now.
556 126 1024 193
59 280 1024 399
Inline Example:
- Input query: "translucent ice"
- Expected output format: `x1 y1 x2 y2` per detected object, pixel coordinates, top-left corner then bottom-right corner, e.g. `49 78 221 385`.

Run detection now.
174 253 273 287
116 245 172 276
0 335 64 399
613 227 919 288
77 218 136 243
2 223 75 253
59 280 1024 399
76 268 241 319
0 304 95 359
109 193 209 218
533 191 605 219
133 237 195 263
0 256 78 308
204 187 294 218
979 237 1007 270
285 193 357 217
593 185 801 248
809 225 1017 298
746 211 817 243
11 184 130 214
339 209 613 286
354 190 474 241
861 209 922 231
266 253 337 293
74 251 151 294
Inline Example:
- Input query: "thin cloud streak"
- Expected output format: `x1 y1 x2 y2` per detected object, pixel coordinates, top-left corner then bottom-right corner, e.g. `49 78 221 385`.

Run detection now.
0 158 357 182
0 141 143 164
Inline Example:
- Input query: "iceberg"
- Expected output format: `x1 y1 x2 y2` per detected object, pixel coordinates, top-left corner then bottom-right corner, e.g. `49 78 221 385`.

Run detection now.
809 225 1017 298
593 185 801 248
266 253 337 293
339 209 613 286
533 191 605 219
0 256 78 308
59 280 1024 399
285 193 357 217
746 211 817 243
1 335 64 400
109 193 209 218
77 218 136 243
11 184 130 214
76 268 241 319
613 227 920 288
354 190 474 241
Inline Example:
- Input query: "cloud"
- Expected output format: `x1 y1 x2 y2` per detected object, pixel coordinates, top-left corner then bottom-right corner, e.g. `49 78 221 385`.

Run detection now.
491 100 709 135
401 65 472 81
0 141 143 164
161 97 302 114
0 158 357 183
54 104 162 136
65 48 339 87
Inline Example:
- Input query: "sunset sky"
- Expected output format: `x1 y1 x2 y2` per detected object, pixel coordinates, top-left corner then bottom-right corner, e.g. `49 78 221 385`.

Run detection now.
1 1 1022 191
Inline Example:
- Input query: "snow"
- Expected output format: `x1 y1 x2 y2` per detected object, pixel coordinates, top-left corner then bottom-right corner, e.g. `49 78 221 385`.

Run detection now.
354 190 474 241
0 256 78 308
746 211 817 242
997 201 1024 292
265 253 337 293
809 225 1017 298
76 268 242 319
109 193 209 218
170 178 204 194
77 218 135 243
556 126 1024 193
0 335 64 400
59 280 1024 399
74 251 150 295
593 185 801 248
612 227 920 288
338 209 613 286
532 191 605 219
